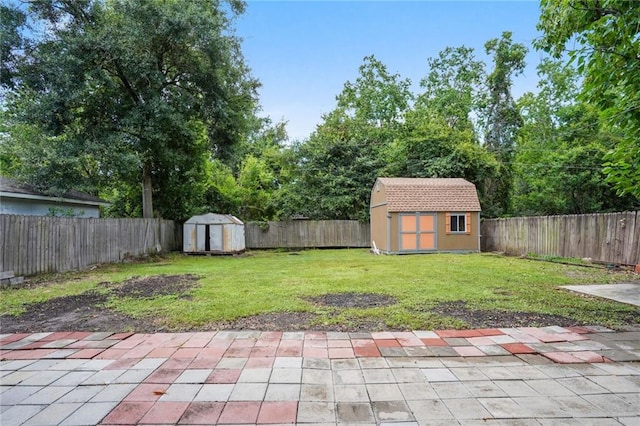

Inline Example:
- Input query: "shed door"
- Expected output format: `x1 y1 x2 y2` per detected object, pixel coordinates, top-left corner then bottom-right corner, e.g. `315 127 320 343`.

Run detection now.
209 225 223 251
399 213 436 251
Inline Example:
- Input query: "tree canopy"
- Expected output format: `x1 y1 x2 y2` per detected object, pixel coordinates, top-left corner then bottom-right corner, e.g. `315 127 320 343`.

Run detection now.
1 0 258 220
536 0 640 201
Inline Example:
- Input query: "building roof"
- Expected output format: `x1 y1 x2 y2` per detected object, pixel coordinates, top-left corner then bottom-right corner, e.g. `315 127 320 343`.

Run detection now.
0 176 109 206
375 177 481 212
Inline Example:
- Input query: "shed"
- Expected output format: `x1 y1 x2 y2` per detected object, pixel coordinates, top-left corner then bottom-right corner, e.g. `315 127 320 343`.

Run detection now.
370 177 481 254
0 176 109 218
183 213 245 254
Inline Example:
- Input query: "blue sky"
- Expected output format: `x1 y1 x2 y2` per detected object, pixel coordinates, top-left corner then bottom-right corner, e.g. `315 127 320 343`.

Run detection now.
236 0 545 141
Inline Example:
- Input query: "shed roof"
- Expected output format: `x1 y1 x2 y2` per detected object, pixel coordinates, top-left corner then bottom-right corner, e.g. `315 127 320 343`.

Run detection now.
184 213 244 225
375 177 481 212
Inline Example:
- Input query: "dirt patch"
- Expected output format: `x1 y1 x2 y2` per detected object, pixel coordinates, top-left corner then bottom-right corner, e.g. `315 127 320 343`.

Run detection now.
429 301 584 328
112 274 200 299
0 290 150 333
0 274 200 333
306 293 397 309
210 312 319 331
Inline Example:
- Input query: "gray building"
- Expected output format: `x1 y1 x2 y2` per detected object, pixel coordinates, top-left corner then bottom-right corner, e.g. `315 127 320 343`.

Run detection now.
0 176 109 218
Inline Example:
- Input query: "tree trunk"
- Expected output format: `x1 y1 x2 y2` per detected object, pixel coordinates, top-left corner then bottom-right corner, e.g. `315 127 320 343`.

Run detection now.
142 164 153 218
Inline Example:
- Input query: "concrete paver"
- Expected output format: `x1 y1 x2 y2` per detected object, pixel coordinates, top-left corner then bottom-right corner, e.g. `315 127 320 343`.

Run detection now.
1 326 639 424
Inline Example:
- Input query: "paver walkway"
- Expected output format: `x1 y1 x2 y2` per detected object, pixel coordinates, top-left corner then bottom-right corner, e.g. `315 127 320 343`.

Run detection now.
1 326 639 425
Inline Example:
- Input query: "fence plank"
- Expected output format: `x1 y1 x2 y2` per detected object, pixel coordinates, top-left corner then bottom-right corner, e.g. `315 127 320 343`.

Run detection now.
0 216 182 276
244 220 370 249
481 211 640 265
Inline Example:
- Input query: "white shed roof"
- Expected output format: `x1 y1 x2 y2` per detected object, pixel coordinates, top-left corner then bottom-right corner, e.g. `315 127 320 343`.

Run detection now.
184 213 243 225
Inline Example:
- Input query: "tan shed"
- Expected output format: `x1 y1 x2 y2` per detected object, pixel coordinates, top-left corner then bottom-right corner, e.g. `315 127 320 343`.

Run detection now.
183 213 245 254
370 178 481 254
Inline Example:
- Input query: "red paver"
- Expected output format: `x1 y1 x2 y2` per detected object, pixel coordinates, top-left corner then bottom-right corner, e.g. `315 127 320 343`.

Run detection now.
3 349 55 359
501 343 536 354
66 331 93 340
420 338 448 347
123 346 155 359
303 347 328 358
206 369 242 384
125 384 170 402
260 332 283 340
246 357 275 368
572 351 606 363
476 329 505 336
162 358 193 369
374 339 400 348
398 338 425 347
144 369 184 384
68 348 105 359
436 330 482 338
39 332 74 341
353 345 381 357
102 401 154 424
225 347 253 357
178 401 225 424
110 332 135 340
171 348 202 359
305 331 326 340
251 346 278 358
328 348 355 359
218 401 261 424
189 357 221 369
0 333 30 344
147 347 178 358
542 352 587 364
94 348 130 359
257 401 298 424
206 339 233 350
453 346 486 357
139 401 189 424
198 347 227 358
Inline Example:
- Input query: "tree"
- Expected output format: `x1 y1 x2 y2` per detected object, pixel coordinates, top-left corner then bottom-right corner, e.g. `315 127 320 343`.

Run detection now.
1 0 258 220
276 56 412 221
513 59 638 215
415 46 485 133
480 31 527 216
536 0 640 201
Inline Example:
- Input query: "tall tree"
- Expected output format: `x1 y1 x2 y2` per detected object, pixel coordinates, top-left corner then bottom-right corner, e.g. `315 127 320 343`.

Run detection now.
1 0 258 220
277 56 412 221
480 31 527 216
415 46 485 133
536 0 640 201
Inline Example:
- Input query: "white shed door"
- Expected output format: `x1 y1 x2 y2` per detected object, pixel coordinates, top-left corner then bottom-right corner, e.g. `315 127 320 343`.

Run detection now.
210 225 223 251
196 225 207 251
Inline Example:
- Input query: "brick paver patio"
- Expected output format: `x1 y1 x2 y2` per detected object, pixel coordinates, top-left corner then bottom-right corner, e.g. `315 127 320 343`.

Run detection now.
1 326 639 424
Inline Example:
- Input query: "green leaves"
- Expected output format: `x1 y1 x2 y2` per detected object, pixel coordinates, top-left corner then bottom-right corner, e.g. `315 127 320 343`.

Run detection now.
536 0 640 201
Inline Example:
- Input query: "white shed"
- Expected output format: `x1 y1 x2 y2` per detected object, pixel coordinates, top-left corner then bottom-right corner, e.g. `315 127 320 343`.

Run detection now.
183 213 245 254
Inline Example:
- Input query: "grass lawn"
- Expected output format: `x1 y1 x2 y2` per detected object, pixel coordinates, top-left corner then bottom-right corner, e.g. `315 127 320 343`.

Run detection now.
1 249 638 331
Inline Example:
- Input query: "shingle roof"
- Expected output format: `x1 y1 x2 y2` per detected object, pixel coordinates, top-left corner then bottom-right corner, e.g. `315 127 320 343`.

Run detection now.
0 176 108 204
376 177 481 212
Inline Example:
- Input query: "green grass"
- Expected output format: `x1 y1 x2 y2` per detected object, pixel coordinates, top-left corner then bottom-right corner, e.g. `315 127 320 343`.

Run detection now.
1 249 638 330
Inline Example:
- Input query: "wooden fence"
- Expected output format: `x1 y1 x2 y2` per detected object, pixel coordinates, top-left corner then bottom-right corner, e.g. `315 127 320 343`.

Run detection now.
0 215 181 276
245 220 370 249
481 211 640 265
